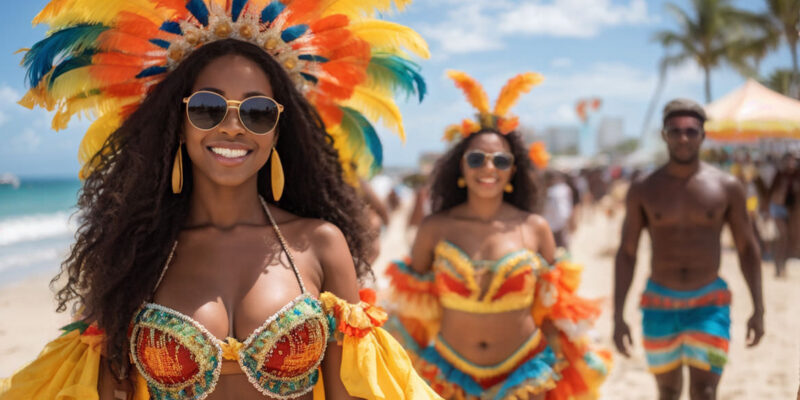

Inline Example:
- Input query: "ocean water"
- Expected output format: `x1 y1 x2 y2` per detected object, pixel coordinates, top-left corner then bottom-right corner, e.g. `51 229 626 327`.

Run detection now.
0 179 81 284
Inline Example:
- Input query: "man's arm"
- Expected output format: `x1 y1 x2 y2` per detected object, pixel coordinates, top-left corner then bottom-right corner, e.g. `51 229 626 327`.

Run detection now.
725 177 764 346
613 180 646 357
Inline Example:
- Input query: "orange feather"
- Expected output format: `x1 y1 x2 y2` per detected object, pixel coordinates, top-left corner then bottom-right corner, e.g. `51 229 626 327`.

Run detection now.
284 0 324 26
317 79 356 100
88 65 144 85
97 31 161 55
309 14 349 32
116 12 164 39
446 70 489 114
320 60 367 87
493 72 543 116
92 53 147 67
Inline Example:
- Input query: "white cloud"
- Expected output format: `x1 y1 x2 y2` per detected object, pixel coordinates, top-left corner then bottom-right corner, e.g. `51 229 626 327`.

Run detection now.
551 57 573 68
421 0 654 54
500 0 650 38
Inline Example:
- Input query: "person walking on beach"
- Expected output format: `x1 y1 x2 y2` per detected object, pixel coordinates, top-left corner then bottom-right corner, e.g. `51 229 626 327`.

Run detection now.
613 99 764 400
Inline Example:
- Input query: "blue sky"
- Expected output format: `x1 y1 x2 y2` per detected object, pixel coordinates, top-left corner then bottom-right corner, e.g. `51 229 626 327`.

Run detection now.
0 0 793 177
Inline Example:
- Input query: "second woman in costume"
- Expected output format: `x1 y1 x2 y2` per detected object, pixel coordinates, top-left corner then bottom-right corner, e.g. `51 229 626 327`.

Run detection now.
386 70 611 399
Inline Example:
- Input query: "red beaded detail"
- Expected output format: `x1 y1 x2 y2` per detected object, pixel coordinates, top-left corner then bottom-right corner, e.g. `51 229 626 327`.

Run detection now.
134 327 200 385
261 319 327 378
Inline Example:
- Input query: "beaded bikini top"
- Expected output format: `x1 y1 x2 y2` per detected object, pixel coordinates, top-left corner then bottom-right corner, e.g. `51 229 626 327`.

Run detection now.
433 240 546 314
129 198 329 400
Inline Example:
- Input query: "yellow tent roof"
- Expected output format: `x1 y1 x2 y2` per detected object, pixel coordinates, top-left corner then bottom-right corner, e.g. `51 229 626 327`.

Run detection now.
705 79 800 141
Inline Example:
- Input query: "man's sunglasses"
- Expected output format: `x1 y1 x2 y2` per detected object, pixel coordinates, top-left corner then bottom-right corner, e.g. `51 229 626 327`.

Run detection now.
463 150 515 170
663 127 703 140
183 91 284 135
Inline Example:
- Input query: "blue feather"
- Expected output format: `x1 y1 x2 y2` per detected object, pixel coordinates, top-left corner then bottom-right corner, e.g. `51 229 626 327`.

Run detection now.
231 0 247 22
281 25 308 43
149 39 171 49
186 0 210 26
22 24 107 88
340 106 383 175
48 52 94 88
300 72 318 84
367 53 427 102
298 54 329 62
261 1 285 23
136 66 168 78
159 21 182 35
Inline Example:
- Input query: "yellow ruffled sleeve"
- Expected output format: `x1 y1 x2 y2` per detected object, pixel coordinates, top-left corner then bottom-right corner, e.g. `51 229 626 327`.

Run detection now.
0 322 148 400
313 289 442 400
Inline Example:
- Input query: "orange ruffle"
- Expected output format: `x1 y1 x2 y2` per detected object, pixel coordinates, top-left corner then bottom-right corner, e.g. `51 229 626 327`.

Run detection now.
321 289 387 339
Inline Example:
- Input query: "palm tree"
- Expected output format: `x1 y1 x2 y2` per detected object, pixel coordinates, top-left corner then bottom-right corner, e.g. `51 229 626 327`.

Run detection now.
763 0 800 97
654 0 773 102
762 68 795 95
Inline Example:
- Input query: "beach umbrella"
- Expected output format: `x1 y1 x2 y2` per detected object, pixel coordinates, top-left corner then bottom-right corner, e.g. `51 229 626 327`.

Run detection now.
705 79 800 141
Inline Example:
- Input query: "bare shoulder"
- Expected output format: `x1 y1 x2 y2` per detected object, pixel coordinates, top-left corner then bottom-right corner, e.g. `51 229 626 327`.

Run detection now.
701 163 742 190
524 212 549 231
417 212 448 242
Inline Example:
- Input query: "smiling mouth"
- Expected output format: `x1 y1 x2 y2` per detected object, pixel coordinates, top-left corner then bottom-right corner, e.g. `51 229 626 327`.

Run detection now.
208 146 251 159
478 177 498 184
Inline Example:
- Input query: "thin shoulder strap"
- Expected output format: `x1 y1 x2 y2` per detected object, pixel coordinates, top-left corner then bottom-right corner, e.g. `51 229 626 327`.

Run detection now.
152 241 179 299
260 196 307 294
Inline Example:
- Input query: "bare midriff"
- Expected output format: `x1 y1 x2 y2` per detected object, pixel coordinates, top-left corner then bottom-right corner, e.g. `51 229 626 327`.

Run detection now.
648 224 723 290
439 307 537 366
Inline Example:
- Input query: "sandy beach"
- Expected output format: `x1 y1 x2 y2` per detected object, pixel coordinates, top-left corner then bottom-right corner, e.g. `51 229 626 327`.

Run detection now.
1 199 798 399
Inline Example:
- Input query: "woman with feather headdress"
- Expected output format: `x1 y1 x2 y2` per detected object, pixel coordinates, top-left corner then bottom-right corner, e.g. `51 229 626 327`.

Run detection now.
0 1 440 399
384 70 611 399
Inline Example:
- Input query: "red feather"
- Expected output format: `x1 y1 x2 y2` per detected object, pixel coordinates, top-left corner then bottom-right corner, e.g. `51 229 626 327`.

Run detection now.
284 0 323 26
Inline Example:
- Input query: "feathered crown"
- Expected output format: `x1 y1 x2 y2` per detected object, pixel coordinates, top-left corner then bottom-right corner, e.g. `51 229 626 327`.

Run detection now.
19 0 429 180
443 70 543 142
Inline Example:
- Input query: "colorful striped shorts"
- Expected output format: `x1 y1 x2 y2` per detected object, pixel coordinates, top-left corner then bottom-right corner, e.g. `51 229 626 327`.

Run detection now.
640 278 731 375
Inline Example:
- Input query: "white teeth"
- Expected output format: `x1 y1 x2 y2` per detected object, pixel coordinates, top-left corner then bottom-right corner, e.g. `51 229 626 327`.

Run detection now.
210 147 248 158
478 178 497 183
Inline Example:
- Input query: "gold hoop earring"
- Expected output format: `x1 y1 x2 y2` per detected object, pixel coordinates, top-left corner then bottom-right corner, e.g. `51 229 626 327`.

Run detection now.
504 183 513 193
271 148 284 201
171 144 183 194
457 177 466 188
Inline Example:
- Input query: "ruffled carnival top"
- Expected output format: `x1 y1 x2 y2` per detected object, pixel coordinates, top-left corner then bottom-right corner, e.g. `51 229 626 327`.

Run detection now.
385 240 612 400
0 203 441 400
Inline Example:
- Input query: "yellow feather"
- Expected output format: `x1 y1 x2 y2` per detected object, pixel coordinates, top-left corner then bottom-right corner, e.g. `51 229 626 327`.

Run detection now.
348 20 430 59
326 123 361 185
41 0 162 28
78 111 122 178
32 0 74 25
53 93 137 131
446 70 490 114
342 85 405 141
49 68 97 101
493 72 543 117
322 0 412 18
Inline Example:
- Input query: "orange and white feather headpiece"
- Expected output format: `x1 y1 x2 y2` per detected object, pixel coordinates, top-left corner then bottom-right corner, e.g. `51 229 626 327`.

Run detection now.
443 70 543 142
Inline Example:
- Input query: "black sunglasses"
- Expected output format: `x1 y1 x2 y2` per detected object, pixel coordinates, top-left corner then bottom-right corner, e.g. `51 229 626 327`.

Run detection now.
183 91 284 135
463 150 514 170
663 127 703 140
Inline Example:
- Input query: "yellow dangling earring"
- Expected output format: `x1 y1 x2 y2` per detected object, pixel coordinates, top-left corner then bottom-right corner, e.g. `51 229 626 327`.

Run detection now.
270 147 284 201
504 183 513 193
457 177 466 188
171 144 183 194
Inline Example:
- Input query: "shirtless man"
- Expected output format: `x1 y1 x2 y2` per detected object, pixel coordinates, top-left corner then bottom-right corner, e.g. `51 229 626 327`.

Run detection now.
613 99 764 400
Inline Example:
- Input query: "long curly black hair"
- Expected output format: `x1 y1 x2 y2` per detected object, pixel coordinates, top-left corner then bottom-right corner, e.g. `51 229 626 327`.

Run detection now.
429 129 541 214
53 39 370 376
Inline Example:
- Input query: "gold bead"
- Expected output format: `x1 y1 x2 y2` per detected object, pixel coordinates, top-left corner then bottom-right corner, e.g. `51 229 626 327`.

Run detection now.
284 58 297 70
264 37 279 50
239 25 253 39
168 47 184 61
214 22 232 37
184 31 201 45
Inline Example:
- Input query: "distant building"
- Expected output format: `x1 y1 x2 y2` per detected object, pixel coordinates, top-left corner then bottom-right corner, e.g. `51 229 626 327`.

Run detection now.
542 126 580 155
597 117 625 151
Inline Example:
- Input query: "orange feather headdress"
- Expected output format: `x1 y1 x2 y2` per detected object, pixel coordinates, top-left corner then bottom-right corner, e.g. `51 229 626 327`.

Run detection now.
20 0 429 181
443 70 543 142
